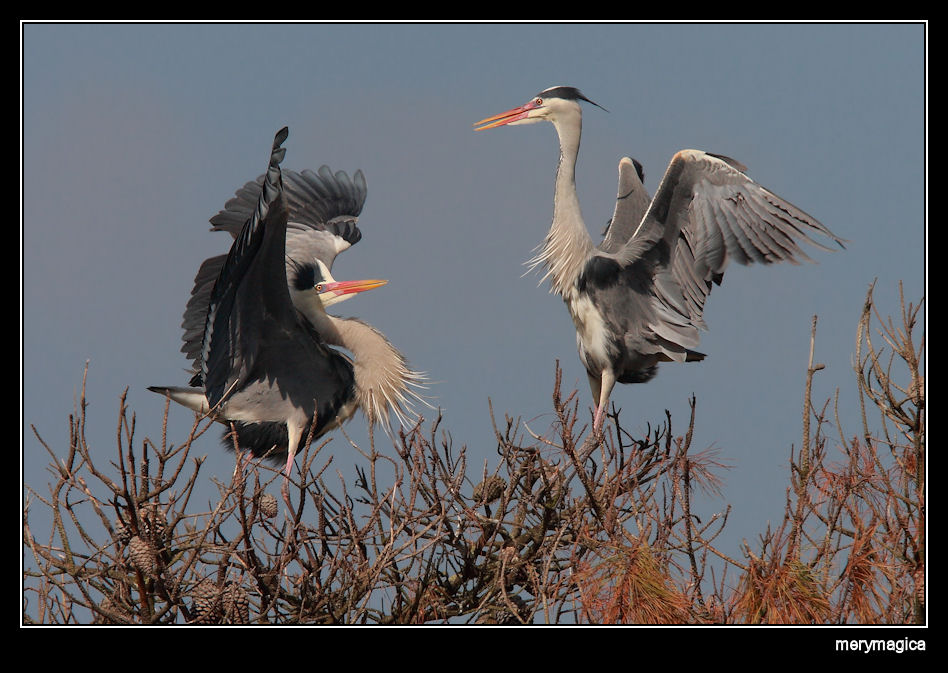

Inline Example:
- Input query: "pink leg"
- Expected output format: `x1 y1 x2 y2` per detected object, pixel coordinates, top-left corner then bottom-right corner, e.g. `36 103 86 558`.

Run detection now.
281 425 302 510
593 405 605 434
593 369 616 436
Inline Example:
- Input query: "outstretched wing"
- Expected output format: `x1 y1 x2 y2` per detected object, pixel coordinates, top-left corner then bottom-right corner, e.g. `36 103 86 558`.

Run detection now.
208 165 367 271
182 164 367 382
605 149 845 362
201 127 291 409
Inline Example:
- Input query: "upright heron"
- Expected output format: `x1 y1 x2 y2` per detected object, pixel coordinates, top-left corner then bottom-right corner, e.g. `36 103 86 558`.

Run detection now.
150 127 425 480
475 86 845 433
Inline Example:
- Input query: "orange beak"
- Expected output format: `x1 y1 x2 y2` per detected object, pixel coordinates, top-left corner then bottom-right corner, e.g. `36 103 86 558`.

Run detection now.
473 100 540 131
320 278 387 298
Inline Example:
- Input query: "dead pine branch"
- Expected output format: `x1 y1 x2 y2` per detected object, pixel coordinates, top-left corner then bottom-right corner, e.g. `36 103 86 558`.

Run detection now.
730 281 924 624
23 282 923 624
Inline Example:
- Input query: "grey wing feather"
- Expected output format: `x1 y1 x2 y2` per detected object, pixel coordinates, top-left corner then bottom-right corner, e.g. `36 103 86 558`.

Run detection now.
280 167 366 269
181 253 226 384
209 166 367 270
209 166 366 235
182 163 367 381
599 157 650 255
202 127 289 409
617 149 845 360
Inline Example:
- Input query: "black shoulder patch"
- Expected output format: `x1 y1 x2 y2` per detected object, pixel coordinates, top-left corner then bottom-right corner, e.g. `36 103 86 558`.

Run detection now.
577 255 622 292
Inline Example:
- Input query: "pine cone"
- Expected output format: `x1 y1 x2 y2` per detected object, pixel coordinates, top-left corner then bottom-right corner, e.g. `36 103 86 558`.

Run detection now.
475 595 530 625
94 595 132 624
191 579 222 624
114 503 168 546
139 503 168 542
222 582 250 624
128 536 158 576
474 476 506 504
258 493 278 519
112 518 131 545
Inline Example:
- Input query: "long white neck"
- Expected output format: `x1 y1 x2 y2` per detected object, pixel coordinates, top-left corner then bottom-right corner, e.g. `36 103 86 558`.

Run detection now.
292 289 425 430
330 316 426 429
528 113 594 298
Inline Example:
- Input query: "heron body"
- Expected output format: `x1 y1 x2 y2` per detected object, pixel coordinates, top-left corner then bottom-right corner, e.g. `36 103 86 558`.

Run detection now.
180 162 371 383
476 86 845 433
150 127 425 477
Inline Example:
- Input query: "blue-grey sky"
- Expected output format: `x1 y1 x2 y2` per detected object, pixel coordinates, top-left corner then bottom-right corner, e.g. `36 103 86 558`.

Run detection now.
22 22 925 583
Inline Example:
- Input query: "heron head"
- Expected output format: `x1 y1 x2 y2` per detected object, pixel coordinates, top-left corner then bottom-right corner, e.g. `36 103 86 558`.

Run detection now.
474 86 605 131
292 258 387 308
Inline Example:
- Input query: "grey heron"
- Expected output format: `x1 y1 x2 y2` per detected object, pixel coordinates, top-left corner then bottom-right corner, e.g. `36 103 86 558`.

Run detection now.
475 86 845 434
149 127 425 480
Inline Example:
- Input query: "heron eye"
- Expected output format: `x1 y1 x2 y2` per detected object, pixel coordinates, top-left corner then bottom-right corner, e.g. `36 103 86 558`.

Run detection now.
535 98 542 105
315 284 323 292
